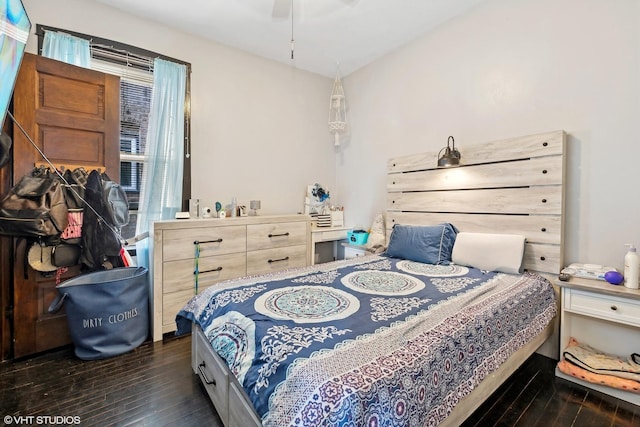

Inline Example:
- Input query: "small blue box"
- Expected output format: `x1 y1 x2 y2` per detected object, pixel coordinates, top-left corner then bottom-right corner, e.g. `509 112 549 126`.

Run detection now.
347 230 369 245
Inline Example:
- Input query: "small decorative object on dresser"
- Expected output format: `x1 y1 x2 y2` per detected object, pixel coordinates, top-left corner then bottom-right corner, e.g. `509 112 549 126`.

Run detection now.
188 198 200 218
249 200 261 216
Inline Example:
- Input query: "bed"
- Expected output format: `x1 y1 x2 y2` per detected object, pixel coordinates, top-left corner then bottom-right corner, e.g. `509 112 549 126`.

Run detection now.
176 130 566 427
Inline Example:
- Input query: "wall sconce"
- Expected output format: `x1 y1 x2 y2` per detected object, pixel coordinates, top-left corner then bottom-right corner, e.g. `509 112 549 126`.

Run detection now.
437 136 461 167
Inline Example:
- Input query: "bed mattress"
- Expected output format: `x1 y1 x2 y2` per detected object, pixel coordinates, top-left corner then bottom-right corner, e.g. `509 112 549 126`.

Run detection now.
177 255 557 426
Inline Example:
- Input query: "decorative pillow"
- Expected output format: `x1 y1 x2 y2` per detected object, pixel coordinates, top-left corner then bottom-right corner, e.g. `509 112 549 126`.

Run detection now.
451 232 525 274
365 213 386 250
384 223 458 265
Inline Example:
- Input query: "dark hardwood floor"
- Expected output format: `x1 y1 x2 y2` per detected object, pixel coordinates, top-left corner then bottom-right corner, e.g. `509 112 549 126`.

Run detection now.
1 336 637 427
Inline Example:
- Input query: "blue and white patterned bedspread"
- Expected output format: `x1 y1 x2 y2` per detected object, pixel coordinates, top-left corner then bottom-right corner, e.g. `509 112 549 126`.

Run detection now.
176 255 557 427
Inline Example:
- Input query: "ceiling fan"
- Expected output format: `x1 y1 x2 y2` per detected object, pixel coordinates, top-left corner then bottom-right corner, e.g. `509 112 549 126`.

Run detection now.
272 0 360 60
272 0 359 20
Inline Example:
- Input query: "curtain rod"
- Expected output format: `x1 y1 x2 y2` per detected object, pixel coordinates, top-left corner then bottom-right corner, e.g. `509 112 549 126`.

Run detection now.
35 24 191 72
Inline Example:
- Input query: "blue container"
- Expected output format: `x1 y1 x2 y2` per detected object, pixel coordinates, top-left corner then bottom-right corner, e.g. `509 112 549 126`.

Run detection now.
347 230 369 245
48 267 149 360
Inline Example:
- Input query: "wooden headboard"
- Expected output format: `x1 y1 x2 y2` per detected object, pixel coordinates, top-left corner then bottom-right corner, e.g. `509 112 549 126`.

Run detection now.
386 130 566 275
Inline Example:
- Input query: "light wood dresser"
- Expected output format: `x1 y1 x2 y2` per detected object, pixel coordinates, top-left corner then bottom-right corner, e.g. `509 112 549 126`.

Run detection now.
152 214 311 341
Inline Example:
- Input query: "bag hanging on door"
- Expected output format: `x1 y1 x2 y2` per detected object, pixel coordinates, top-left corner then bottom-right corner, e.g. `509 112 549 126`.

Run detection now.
0 167 68 238
61 167 88 211
80 170 129 270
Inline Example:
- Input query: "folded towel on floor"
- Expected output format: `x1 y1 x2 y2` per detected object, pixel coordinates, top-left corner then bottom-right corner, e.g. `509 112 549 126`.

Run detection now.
557 359 640 394
563 337 640 382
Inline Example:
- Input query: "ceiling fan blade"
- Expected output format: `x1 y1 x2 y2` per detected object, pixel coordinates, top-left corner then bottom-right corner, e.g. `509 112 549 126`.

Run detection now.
272 0 291 20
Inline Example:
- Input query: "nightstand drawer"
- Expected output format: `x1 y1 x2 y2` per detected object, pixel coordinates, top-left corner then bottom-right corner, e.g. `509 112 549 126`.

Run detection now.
344 245 367 259
315 228 349 241
565 289 640 327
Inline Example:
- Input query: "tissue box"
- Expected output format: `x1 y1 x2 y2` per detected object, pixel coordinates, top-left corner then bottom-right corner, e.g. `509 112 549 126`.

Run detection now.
347 230 369 245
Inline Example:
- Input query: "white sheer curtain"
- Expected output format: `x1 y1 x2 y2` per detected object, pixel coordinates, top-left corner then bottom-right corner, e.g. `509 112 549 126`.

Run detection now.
135 58 187 268
41 31 91 68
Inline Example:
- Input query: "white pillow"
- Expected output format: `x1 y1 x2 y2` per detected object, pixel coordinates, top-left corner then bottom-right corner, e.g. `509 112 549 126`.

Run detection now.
452 232 526 274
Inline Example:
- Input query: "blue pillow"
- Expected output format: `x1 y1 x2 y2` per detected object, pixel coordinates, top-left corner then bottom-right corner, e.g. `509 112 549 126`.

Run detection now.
384 223 458 264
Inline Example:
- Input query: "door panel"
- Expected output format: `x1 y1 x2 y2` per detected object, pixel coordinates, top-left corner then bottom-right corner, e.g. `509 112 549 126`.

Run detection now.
13 53 119 178
7 53 120 358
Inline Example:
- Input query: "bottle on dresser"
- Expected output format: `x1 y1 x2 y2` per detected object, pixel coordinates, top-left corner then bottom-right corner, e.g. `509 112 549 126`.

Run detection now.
230 197 237 217
623 244 639 289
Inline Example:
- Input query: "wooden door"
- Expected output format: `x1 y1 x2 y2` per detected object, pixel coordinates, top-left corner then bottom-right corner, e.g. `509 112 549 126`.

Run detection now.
6 53 120 358
0 120 12 360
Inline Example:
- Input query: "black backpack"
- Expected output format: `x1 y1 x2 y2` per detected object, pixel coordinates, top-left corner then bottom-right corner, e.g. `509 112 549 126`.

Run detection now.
80 170 129 270
0 166 68 239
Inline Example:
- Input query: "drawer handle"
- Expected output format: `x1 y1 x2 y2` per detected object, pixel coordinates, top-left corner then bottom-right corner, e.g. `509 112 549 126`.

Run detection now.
198 361 216 386
610 305 618 311
194 267 223 275
268 256 290 264
194 238 223 245
268 232 290 238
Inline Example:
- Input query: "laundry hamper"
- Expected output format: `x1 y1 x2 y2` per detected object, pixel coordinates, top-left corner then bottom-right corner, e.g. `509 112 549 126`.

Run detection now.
48 266 149 360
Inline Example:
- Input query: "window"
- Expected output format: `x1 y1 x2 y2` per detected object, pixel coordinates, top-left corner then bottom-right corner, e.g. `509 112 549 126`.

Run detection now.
114 79 152 239
36 25 191 242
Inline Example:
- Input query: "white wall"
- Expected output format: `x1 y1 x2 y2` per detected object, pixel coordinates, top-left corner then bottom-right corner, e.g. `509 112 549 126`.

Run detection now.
21 0 336 216
18 0 640 270
340 0 640 270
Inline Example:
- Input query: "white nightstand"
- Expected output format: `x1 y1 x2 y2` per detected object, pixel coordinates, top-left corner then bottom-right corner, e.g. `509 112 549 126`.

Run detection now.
310 225 352 265
556 276 640 405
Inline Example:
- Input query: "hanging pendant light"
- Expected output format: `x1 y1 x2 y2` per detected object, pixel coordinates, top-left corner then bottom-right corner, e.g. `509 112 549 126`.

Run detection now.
290 0 295 60
328 68 347 146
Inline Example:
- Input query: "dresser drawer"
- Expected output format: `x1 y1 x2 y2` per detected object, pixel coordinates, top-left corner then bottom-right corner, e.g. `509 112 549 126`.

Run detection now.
162 253 247 328
163 225 246 261
247 245 308 276
163 253 247 294
247 221 307 251
565 289 640 327
163 289 198 327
